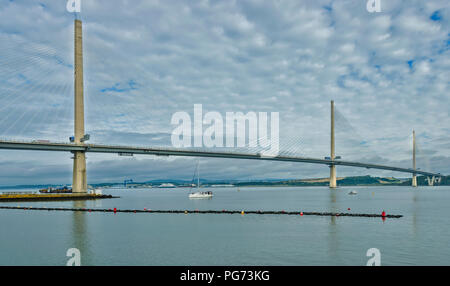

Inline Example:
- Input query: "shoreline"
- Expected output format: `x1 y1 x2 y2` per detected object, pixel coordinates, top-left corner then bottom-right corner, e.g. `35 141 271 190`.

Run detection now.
0 193 118 202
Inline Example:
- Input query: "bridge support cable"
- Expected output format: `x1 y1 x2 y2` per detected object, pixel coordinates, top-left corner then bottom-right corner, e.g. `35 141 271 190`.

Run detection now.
0 67 63 136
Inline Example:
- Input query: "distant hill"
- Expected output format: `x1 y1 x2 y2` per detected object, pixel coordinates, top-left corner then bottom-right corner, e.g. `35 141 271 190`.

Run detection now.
1 175 448 189
235 175 449 187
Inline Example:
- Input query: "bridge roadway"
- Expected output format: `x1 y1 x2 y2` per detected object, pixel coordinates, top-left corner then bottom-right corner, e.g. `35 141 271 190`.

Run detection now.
0 139 442 177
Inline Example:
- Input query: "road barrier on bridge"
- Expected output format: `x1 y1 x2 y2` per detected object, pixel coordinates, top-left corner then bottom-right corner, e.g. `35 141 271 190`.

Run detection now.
0 206 402 218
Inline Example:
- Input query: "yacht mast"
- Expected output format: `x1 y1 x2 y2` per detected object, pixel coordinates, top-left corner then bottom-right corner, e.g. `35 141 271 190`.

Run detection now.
197 161 200 189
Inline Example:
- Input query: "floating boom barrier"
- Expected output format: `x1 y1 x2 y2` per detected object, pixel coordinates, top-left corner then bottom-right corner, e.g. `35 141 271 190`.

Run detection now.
0 206 402 218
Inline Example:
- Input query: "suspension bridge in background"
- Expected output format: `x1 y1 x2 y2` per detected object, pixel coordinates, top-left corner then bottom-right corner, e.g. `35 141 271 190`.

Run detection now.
0 20 444 192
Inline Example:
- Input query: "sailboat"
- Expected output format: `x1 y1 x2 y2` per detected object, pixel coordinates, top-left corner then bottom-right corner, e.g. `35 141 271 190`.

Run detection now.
188 161 213 199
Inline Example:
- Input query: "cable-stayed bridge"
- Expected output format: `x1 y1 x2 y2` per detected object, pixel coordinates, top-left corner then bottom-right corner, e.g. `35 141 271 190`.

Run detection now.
0 20 444 192
0 138 442 179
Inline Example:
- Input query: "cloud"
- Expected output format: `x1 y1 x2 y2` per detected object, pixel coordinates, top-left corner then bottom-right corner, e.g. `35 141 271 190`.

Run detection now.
0 0 449 185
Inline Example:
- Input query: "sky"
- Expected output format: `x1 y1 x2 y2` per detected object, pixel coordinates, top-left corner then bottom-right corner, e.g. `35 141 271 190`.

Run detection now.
0 0 449 186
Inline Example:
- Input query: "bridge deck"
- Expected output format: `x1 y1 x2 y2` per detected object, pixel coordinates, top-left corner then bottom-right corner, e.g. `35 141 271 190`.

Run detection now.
0 139 442 177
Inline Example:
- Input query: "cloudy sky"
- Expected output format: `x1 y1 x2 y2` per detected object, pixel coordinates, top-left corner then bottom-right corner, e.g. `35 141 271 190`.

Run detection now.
0 0 449 186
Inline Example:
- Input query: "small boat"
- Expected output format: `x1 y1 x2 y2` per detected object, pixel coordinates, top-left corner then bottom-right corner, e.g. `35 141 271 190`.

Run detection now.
348 190 358 195
158 183 176 188
188 161 213 199
39 186 72 194
189 191 213 199
88 187 103 195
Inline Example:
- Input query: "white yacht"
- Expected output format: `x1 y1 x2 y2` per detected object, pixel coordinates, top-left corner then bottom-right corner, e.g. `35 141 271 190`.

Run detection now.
189 191 213 199
188 161 213 199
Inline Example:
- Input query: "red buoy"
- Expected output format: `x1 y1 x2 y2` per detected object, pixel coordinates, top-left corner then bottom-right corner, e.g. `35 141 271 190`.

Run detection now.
300 212 303 216
348 208 351 211
113 208 117 213
382 211 386 217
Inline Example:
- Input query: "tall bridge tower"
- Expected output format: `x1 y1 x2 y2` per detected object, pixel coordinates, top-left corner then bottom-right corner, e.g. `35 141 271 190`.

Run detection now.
72 19 87 193
412 130 417 187
329 100 337 188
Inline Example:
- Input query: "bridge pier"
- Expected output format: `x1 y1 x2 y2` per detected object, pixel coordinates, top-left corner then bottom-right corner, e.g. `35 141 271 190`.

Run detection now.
412 175 417 187
330 165 337 188
72 19 87 193
72 152 87 193
427 176 441 186
426 176 435 186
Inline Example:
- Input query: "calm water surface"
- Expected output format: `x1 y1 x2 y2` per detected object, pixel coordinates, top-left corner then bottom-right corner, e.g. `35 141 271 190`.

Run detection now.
1 186 449 265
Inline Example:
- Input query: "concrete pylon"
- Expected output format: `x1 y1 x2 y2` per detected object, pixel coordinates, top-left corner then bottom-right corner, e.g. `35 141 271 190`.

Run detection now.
426 176 435 186
72 19 87 193
412 130 417 187
329 100 337 188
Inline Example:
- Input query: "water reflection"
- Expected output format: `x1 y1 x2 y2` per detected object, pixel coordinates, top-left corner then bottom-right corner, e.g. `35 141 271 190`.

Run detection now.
412 189 418 237
327 189 340 264
1 186 450 265
70 201 90 265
